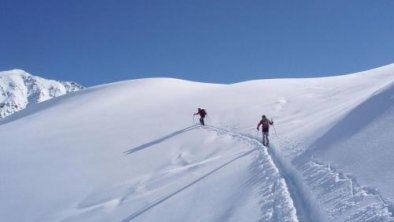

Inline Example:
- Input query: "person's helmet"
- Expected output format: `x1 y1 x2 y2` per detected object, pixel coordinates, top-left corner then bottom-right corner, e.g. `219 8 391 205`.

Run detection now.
262 115 266 119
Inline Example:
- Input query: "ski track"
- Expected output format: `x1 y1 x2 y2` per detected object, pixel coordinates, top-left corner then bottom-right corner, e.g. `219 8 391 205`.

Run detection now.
123 124 394 222
122 125 299 222
205 125 299 222
296 159 394 222
208 125 394 222
274 136 394 222
121 148 257 222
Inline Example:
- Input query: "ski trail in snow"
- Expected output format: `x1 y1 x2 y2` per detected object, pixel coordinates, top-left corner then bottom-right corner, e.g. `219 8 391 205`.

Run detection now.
273 136 394 222
297 159 394 222
122 124 299 222
121 148 257 222
205 125 311 222
263 145 319 222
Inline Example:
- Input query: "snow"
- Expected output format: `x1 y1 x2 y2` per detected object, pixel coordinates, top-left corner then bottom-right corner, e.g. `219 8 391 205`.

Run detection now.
0 69 83 118
0 64 394 221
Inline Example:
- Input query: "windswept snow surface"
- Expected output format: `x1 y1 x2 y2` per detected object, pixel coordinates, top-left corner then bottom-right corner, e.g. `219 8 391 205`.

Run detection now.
1 64 394 222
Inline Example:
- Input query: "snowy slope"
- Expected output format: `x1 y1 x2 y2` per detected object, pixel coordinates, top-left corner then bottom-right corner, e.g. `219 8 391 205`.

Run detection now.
0 64 394 222
0 69 83 118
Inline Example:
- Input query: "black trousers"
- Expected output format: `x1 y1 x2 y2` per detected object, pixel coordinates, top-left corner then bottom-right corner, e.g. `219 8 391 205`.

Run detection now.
199 117 205 125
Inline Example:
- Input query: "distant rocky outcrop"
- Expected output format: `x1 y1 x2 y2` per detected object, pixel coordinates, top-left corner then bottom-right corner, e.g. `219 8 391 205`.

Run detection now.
0 69 83 118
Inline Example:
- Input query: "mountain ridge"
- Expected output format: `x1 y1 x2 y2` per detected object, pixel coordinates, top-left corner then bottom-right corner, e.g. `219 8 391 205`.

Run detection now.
0 69 83 118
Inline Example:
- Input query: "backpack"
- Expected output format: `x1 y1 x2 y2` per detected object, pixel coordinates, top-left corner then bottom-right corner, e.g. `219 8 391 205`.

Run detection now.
261 119 270 128
200 109 207 117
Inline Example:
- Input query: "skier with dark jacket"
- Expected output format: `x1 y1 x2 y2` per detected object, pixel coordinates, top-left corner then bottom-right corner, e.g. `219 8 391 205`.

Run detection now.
194 108 207 125
257 115 274 146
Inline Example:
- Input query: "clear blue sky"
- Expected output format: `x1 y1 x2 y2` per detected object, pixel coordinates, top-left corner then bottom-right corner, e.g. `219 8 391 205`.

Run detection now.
1 0 394 86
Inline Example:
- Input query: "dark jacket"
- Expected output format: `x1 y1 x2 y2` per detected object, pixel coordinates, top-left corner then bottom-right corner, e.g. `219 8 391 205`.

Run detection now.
257 118 273 132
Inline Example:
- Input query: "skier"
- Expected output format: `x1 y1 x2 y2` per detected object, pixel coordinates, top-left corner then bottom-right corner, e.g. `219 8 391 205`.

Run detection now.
193 108 207 126
257 115 274 146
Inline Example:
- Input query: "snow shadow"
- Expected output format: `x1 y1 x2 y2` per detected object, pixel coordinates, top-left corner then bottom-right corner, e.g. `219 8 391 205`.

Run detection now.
125 125 198 155
297 82 394 162
121 148 256 222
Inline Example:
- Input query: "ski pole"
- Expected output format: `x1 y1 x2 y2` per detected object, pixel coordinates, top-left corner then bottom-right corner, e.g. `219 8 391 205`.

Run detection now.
273 125 278 137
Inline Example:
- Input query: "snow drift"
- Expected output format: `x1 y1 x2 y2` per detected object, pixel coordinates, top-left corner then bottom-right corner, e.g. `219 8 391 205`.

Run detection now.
0 64 394 222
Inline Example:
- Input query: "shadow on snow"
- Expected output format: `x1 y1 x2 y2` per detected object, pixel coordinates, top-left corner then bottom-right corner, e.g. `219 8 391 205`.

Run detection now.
124 125 198 155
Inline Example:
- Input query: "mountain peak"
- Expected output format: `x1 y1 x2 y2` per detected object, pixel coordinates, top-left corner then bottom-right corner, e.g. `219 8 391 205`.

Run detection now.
0 69 30 76
0 70 83 118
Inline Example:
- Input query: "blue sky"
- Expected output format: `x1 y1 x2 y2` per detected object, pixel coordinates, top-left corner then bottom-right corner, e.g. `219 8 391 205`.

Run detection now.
1 0 394 86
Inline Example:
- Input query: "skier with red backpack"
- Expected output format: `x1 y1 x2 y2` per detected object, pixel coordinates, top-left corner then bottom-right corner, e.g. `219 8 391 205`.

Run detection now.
257 115 274 146
193 108 207 126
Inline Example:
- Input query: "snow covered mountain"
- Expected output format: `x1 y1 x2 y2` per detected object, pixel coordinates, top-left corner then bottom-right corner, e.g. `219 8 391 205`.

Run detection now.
0 69 83 118
0 64 394 222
